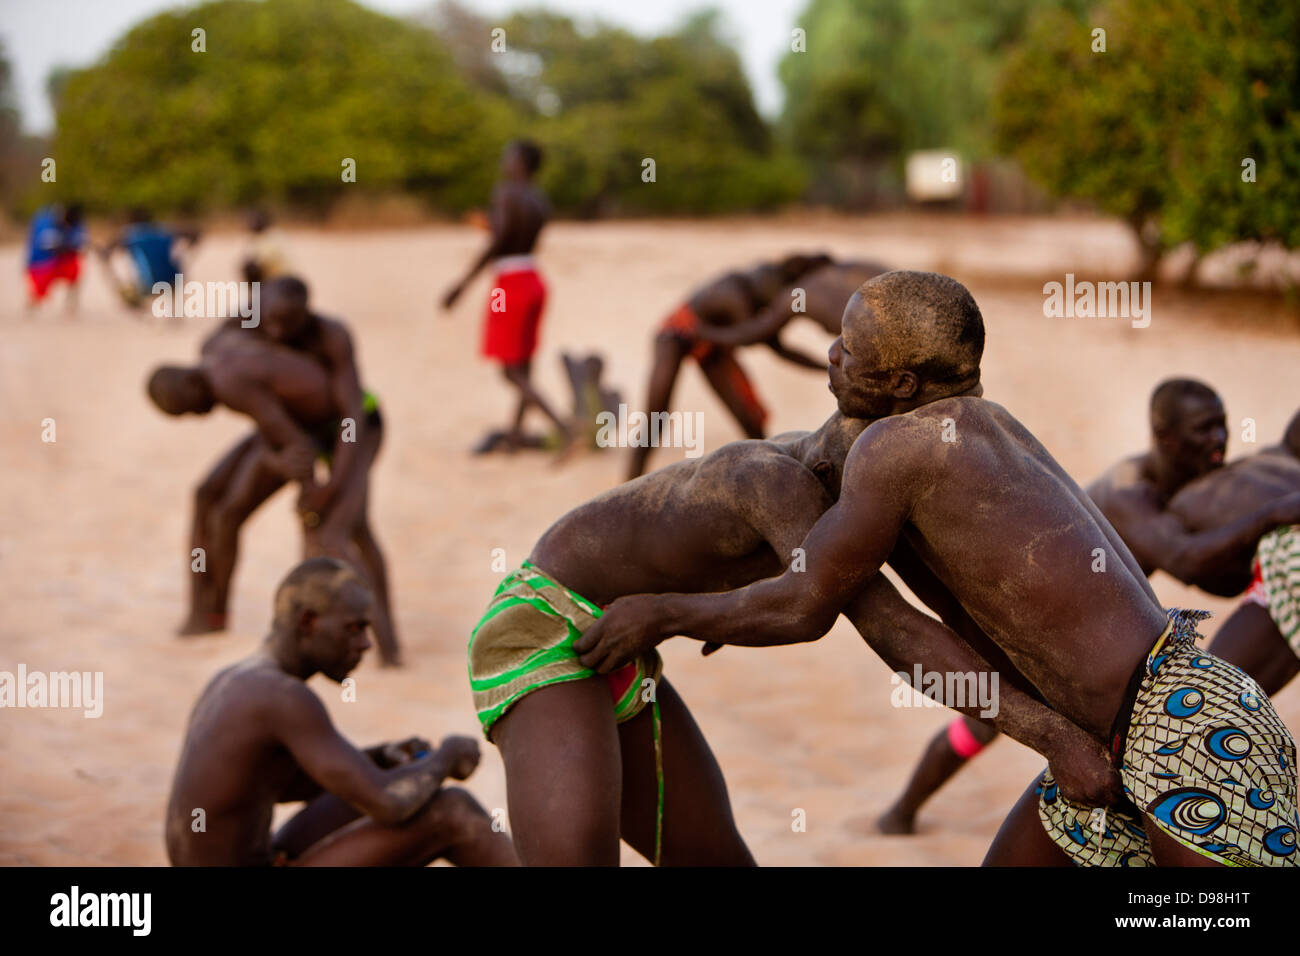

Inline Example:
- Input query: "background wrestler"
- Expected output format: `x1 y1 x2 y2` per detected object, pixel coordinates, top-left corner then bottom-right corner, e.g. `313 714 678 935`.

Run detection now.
626 252 849 480
442 139 572 454
475 409 1118 866
578 271 1296 867
165 558 517 866
148 280 401 664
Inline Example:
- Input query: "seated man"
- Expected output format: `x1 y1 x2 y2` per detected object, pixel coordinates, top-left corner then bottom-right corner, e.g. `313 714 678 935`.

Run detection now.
471 407 1116 866
579 271 1297 867
882 381 1300 835
147 277 401 665
165 558 516 866
628 252 849 480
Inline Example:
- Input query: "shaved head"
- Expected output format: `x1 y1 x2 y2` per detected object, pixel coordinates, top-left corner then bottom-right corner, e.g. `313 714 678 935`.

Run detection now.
147 365 214 415
273 557 367 632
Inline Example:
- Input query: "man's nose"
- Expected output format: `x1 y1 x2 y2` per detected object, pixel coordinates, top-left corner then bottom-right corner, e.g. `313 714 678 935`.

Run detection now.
828 338 843 366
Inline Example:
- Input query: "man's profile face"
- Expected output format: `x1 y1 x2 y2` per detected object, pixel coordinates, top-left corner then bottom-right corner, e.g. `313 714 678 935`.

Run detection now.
299 581 374 682
1163 394 1228 477
828 294 889 419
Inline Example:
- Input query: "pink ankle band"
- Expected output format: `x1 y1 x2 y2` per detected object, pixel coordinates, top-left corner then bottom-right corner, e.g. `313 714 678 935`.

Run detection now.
947 717 986 759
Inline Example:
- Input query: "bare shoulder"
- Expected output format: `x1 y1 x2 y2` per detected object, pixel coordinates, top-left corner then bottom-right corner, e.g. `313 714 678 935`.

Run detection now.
314 315 354 353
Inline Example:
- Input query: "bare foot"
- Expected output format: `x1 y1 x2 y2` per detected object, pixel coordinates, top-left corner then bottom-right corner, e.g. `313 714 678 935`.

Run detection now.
177 612 227 637
875 805 917 835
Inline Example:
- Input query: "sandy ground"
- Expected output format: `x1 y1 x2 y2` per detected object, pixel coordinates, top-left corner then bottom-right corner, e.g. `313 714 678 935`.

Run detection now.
1 212 1298 867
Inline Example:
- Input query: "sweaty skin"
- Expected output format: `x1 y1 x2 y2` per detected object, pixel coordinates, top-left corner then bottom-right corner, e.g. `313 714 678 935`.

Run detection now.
165 564 514 866
493 410 1119 865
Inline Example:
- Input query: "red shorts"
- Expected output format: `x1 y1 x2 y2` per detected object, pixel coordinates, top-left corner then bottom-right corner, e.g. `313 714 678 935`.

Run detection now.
658 303 768 428
27 254 81 300
481 267 546 365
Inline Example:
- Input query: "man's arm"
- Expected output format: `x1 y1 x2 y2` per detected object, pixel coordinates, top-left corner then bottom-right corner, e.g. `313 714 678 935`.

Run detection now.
1104 485 1300 590
212 376 318 482
442 186 514 308
764 335 826 370
271 686 448 824
694 294 797 349
576 422 915 670
844 575 1121 805
1283 407 1300 460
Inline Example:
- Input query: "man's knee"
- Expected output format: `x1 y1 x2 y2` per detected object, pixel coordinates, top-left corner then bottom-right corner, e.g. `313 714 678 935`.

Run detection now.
418 787 489 843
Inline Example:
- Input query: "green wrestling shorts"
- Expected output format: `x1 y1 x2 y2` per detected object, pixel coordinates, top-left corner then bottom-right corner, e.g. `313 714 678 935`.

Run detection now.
1037 608 1299 866
468 561 666 863
311 390 381 463
1243 524 1300 659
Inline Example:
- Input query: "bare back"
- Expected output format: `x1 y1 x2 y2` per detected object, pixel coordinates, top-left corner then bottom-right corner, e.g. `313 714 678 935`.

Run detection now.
493 181 549 256
1168 450 1300 532
532 440 830 605
202 329 338 428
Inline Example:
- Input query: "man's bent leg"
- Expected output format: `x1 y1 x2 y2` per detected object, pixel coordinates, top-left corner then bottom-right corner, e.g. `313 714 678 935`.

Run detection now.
181 434 264 634
983 777 1074 866
292 788 517 867
880 716 998 834
617 677 755 866
205 445 287 622
492 677 622 865
628 337 688 480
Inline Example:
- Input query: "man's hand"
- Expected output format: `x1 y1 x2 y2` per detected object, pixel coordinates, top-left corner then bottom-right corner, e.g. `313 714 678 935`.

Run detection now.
267 442 316 482
441 282 464 311
438 736 481 780
377 737 433 768
574 594 665 674
1046 726 1123 808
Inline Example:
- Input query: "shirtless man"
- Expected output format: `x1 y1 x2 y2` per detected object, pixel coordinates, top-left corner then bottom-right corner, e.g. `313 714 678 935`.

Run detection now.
442 139 572 454
147 277 401 665
578 271 1298 867
628 252 866 480
470 406 1119 866
881 380 1300 835
166 558 516 866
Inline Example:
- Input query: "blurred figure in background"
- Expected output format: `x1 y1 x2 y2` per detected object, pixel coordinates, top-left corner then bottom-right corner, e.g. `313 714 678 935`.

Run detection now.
240 208 290 283
25 202 86 315
99 208 200 309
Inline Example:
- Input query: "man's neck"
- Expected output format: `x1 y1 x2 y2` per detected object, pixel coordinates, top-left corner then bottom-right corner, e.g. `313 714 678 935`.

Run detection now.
262 634 314 680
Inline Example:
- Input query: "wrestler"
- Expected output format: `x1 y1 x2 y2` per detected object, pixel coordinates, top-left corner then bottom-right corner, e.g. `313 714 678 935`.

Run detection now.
25 203 86 314
442 139 572 454
579 271 1298 867
99 208 200 309
881 381 1300 835
147 277 401 665
165 558 516 866
626 252 851 480
471 407 1119 866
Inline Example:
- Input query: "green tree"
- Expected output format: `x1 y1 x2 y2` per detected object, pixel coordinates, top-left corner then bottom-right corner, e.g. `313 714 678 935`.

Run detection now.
50 0 506 214
994 0 1300 279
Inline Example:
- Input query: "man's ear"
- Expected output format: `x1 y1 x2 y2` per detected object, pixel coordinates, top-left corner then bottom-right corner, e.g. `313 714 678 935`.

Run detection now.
891 370 920 399
812 460 834 485
297 609 317 639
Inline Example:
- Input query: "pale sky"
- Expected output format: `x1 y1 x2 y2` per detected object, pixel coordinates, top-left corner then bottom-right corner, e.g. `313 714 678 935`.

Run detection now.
0 0 805 135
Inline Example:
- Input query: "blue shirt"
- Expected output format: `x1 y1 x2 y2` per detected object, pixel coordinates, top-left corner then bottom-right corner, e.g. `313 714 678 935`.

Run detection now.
27 207 86 267
122 223 181 290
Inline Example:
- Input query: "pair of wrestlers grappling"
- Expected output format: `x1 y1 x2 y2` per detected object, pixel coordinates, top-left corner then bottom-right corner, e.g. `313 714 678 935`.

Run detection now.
470 269 1299 867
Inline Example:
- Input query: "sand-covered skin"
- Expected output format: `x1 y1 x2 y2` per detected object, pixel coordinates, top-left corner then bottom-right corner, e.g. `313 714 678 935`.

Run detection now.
1 214 1297 866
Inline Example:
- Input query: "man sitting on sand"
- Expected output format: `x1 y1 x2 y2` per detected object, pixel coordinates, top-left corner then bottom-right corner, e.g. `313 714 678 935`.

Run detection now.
882 382 1300 836
100 208 200 309
470 404 1119 865
165 558 516 866
578 271 1298 867
442 139 573 456
147 277 401 665
628 253 848 480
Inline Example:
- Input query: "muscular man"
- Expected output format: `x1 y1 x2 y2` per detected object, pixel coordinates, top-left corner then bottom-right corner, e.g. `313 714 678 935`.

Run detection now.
165 558 515 866
147 277 401 665
628 253 870 480
579 271 1297 867
882 381 1300 835
470 407 1116 866
442 139 572 454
